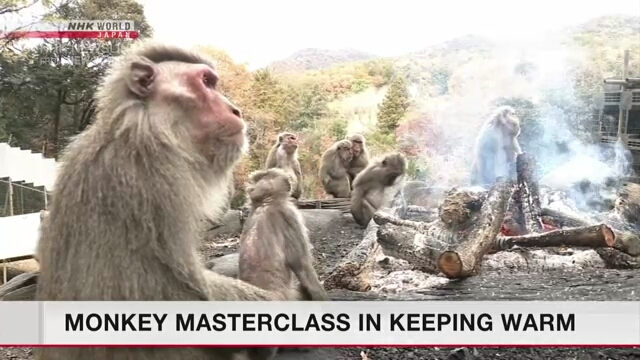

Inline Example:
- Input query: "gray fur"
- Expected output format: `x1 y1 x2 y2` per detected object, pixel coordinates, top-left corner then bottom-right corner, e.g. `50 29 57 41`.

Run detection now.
35 41 282 360
319 140 353 198
350 153 407 227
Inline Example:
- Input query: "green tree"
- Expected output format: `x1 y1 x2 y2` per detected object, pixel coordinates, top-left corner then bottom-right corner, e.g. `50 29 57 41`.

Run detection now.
430 66 451 95
290 83 329 130
0 0 152 158
376 77 410 135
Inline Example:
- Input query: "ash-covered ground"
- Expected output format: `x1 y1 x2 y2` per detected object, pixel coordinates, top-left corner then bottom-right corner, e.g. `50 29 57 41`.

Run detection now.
2 213 639 360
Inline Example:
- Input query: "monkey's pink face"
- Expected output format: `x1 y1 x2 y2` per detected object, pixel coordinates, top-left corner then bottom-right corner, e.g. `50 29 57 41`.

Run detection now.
148 63 246 151
351 142 362 157
182 66 245 147
503 113 521 136
284 135 298 153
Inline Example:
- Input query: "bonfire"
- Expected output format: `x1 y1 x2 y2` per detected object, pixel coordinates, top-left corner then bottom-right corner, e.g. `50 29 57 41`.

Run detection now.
322 152 640 291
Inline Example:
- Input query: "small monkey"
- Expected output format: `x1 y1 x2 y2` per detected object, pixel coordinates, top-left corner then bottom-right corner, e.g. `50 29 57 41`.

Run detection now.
319 140 353 198
351 153 407 227
470 106 522 187
35 42 287 360
264 132 302 199
346 134 370 187
239 168 328 360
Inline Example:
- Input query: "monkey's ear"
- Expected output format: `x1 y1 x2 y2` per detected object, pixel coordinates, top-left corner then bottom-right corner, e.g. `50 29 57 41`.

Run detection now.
127 57 156 98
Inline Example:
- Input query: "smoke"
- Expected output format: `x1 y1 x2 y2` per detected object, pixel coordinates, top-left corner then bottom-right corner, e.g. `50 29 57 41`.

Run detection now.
408 36 634 212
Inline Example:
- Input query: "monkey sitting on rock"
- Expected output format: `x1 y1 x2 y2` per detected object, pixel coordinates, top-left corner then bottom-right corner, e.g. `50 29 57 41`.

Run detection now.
346 134 370 187
350 152 407 227
238 168 328 360
470 105 522 187
319 139 353 198
35 41 290 360
264 132 303 199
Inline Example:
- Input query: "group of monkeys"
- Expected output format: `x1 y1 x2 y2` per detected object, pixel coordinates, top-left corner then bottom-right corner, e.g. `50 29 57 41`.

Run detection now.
259 131 408 228
30 41 407 360
29 40 522 360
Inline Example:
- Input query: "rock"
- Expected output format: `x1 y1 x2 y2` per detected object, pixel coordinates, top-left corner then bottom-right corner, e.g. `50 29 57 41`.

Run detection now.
2 284 37 300
447 347 475 360
0 272 38 299
206 253 239 278
206 210 243 236
300 209 343 239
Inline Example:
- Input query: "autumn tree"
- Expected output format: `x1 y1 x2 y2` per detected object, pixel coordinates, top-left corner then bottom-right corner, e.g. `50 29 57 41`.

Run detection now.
376 76 410 135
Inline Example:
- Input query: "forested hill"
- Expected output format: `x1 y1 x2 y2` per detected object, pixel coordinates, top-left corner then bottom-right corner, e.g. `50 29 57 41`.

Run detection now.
268 48 379 73
1 5 639 213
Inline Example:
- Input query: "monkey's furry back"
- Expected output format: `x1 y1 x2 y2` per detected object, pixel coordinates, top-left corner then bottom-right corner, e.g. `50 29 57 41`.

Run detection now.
244 199 309 250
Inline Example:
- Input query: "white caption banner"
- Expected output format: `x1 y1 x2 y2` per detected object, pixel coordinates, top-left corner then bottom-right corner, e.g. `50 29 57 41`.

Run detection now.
1 301 639 346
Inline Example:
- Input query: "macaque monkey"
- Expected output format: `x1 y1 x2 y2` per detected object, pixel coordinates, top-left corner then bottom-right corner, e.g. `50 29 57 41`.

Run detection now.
239 168 328 360
35 42 288 360
470 106 522 187
350 153 407 227
34 210 49 264
319 140 353 198
264 132 302 199
346 134 370 187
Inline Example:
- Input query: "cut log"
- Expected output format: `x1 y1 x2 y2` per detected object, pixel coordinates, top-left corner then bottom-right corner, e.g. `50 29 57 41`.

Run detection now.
608 230 640 257
373 211 431 232
541 206 640 256
436 178 512 279
540 207 591 228
376 222 450 274
494 224 615 250
612 182 640 226
596 248 640 269
516 153 543 233
323 183 404 292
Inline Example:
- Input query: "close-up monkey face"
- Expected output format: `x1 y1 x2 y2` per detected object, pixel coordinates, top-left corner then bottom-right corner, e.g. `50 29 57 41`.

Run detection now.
382 153 407 176
282 133 299 154
126 57 246 161
500 108 520 136
351 139 362 157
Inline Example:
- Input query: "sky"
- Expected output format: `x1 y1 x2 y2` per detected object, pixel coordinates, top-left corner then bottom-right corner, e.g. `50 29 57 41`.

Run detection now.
138 0 640 69
2 0 640 69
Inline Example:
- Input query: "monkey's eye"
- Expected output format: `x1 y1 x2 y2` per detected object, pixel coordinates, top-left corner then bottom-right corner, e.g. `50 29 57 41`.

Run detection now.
202 71 218 89
382 160 388 166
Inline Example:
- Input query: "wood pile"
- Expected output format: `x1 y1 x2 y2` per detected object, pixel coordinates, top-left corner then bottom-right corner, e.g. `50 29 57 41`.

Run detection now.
296 198 351 213
374 153 640 280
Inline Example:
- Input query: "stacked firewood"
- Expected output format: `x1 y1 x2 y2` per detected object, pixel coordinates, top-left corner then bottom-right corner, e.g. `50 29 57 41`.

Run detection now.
373 153 640 280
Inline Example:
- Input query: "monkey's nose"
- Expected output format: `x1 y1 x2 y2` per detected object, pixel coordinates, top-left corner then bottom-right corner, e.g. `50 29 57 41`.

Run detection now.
231 106 242 118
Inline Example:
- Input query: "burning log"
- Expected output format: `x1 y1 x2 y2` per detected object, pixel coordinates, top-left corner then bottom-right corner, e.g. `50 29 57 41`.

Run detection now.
494 224 615 251
503 191 525 236
541 207 640 256
515 153 543 233
436 178 513 279
540 207 592 228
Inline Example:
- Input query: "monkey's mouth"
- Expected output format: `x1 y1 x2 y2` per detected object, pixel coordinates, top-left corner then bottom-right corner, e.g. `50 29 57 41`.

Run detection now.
222 131 246 146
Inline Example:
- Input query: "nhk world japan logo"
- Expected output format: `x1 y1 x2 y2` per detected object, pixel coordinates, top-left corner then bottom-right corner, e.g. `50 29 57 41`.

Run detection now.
0 20 139 39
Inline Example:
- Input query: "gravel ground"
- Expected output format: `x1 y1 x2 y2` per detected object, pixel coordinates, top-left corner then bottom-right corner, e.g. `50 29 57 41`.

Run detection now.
2 213 639 360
